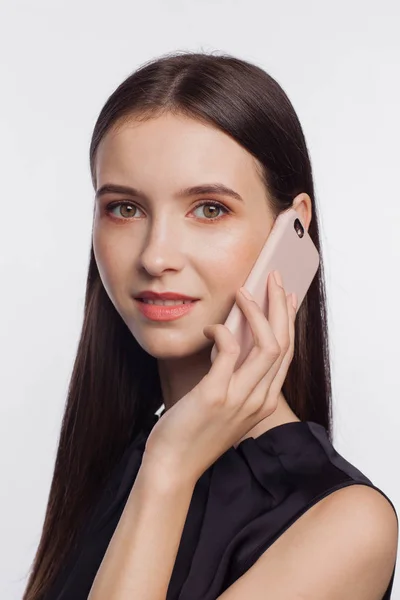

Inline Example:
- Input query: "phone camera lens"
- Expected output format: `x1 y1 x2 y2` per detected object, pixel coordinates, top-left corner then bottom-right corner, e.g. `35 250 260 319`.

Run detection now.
294 218 304 238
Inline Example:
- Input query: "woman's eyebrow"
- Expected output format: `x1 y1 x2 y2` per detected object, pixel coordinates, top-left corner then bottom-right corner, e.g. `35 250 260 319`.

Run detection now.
95 183 244 203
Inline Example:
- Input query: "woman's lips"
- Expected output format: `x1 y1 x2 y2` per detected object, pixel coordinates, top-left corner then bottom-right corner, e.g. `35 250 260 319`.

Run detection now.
134 299 199 321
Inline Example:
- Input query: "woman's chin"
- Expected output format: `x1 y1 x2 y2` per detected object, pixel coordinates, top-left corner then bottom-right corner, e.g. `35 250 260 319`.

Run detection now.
133 334 213 361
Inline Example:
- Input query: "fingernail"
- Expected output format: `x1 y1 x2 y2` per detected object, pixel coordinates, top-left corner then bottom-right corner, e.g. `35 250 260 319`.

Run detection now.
291 293 298 310
240 287 253 300
273 270 283 287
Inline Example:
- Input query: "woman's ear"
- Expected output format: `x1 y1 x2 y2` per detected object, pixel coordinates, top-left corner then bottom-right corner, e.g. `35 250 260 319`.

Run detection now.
291 193 312 231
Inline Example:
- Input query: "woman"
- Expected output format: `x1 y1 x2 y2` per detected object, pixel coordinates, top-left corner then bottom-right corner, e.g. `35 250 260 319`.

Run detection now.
23 51 398 600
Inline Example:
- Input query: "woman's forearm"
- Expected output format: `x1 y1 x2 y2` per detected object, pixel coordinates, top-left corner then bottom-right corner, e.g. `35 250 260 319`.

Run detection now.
88 452 196 600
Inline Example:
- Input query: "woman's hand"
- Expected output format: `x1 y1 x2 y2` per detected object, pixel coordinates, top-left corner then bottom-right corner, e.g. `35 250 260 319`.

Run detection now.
144 271 297 486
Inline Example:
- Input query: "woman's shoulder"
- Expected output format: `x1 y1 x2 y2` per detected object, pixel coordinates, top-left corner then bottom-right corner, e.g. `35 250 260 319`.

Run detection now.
217 483 398 600
208 419 398 588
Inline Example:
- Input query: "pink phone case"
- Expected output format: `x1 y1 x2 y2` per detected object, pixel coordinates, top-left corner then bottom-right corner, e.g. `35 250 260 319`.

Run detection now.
210 208 320 369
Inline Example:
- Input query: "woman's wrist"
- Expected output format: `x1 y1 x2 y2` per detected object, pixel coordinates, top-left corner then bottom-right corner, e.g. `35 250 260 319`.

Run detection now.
140 448 198 494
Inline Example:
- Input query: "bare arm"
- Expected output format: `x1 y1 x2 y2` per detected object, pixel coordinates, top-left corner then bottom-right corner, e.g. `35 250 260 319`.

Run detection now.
88 453 196 600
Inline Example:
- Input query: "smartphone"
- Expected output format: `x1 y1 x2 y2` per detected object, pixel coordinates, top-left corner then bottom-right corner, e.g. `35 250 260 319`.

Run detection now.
210 208 320 370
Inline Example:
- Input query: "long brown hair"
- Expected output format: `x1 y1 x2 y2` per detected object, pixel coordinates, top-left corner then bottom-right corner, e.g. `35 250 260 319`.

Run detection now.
22 50 333 599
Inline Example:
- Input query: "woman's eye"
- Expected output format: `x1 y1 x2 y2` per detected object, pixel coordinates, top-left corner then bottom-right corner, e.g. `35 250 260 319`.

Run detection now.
106 202 141 219
192 202 230 220
105 201 230 221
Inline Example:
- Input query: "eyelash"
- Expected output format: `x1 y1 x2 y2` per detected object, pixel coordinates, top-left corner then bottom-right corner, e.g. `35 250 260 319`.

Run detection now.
104 200 231 223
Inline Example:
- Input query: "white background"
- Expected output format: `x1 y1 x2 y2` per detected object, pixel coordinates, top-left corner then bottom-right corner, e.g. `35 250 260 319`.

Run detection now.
0 0 399 598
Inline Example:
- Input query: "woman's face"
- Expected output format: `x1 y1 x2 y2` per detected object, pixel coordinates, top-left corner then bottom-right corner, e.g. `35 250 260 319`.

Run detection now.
92 112 279 361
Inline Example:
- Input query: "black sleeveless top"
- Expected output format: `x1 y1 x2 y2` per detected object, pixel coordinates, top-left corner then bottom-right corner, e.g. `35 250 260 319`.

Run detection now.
44 415 398 599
